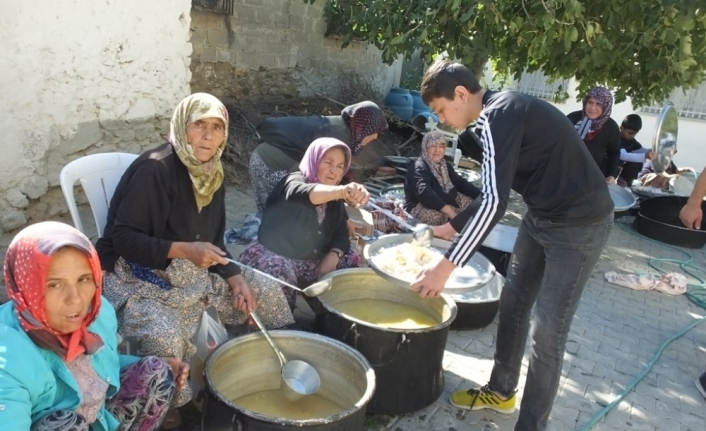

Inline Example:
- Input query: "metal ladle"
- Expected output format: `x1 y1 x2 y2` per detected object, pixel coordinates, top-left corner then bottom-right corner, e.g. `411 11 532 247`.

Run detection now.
367 201 434 247
249 312 321 401
226 258 332 297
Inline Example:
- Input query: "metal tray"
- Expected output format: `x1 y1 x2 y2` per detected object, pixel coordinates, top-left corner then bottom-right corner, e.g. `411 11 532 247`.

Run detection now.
363 233 496 293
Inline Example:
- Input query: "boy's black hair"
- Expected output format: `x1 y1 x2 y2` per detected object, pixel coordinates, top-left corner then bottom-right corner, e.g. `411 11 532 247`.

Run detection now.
420 60 482 105
621 114 642 132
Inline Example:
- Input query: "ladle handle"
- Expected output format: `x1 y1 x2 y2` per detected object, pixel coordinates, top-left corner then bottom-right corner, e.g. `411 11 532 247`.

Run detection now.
227 259 304 293
249 311 287 368
367 202 414 231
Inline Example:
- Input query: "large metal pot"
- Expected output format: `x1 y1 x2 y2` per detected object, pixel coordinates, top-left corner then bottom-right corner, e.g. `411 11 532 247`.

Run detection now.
635 196 706 249
203 331 375 431
448 273 504 331
314 268 457 415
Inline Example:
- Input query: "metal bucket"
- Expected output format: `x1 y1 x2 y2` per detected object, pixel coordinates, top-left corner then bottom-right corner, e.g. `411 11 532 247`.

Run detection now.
314 268 457 415
203 331 375 431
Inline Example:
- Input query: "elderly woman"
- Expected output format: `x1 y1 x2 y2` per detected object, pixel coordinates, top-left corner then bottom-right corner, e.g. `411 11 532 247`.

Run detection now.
0 221 188 431
249 101 388 212
404 131 481 226
96 93 289 410
567 86 621 184
240 138 369 323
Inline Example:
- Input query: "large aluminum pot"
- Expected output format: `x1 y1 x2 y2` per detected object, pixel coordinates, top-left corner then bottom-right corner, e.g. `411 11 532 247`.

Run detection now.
203 331 375 431
314 268 457 415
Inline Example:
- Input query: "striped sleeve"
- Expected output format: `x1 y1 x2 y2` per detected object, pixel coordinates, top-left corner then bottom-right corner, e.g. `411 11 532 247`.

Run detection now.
445 110 523 267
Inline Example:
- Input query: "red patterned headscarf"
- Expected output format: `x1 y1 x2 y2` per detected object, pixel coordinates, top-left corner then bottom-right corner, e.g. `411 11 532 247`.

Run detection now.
4 221 104 361
341 101 388 154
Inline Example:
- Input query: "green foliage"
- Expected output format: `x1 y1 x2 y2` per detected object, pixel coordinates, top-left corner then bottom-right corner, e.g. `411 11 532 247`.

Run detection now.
302 0 706 107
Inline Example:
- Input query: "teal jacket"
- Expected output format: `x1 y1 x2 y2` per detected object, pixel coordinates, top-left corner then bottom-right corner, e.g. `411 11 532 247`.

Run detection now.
0 298 139 431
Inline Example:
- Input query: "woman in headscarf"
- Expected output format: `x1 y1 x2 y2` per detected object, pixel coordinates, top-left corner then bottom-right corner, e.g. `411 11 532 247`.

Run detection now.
96 93 290 412
0 221 188 431
249 101 388 212
567 86 621 184
404 131 481 226
240 138 369 322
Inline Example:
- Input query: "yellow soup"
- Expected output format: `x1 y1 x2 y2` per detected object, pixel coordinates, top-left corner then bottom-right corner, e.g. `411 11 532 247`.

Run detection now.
333 298 438 329
234 389 344 420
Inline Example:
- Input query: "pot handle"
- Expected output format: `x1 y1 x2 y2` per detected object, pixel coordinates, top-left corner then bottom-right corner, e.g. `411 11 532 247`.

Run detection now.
341 323 411 367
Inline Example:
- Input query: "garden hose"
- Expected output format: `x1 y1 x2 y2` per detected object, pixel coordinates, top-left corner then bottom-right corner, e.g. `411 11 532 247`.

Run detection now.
577 219 706 431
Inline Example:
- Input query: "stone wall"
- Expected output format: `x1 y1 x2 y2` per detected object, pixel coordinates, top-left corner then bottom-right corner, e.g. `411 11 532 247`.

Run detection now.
190 1 402 101
0 0 192 232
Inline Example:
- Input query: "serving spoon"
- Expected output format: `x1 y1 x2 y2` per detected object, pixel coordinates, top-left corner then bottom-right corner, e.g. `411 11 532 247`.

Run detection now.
367 201 434 247
226 258 332 297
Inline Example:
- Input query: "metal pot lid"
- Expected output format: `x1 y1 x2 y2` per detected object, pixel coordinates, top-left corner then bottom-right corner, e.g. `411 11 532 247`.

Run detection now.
363 233 496 293
651 104 679 174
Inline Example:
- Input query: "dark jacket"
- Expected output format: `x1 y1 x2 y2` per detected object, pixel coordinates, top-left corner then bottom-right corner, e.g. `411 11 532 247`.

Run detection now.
403 158 481 213
567 111 621 178
255 115 351 164
258 172 350 261
446 90 613 267
96 143 239 280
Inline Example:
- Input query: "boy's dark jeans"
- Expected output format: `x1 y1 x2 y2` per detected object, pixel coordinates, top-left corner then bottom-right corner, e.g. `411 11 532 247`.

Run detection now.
488 211 613 431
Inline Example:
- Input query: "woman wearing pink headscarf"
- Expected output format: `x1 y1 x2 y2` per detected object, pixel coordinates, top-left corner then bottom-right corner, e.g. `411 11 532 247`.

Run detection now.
567 86 621 184
239 138 369 327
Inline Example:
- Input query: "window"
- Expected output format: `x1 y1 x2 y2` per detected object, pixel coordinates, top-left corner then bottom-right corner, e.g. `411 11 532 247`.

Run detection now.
192 0 234 15
511 70 570 101
641 81 706 121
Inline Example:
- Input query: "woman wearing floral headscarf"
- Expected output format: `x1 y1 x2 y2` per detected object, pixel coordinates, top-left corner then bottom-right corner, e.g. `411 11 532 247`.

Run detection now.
240 138 369 323
567 86 621 183
249 101 388 212
96 93 290 414
0 221 188 431
404 131 481 226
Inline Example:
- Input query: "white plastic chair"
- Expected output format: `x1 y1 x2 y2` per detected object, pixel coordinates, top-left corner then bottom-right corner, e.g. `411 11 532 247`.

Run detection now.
60 152 138 238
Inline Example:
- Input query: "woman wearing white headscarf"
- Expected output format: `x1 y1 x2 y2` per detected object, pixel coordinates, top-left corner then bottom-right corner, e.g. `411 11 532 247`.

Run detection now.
404 131 481 226
96 93 291 411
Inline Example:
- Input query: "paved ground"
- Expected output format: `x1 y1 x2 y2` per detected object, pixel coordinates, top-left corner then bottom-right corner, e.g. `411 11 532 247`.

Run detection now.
1 184 704 431
219 185 706 431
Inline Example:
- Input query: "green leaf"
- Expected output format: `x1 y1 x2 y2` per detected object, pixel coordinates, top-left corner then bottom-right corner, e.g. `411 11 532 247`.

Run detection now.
390 34 405 45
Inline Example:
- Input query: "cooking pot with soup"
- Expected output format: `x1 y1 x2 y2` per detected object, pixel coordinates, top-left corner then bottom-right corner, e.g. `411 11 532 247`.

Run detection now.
202 331 375 431
314 268 457 415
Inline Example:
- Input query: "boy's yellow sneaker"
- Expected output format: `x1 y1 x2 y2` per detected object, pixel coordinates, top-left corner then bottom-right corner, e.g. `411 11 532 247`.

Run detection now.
450 385 516 413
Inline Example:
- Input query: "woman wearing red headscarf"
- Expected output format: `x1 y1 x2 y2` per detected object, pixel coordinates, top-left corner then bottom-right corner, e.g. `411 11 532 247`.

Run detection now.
0 221 188 431
567 86 621 184
249 101 388 212
240 138 369 326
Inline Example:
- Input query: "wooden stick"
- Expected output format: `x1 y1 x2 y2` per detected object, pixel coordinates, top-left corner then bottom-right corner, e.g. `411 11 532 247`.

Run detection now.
315 92 347 107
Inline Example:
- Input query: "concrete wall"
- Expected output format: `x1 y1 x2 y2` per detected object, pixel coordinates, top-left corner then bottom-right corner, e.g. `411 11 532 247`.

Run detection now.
0 0 192 232
190 1 402 101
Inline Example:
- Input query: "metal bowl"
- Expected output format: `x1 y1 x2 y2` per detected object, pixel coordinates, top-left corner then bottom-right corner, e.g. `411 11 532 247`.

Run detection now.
456 168 481 183
608 184 637 212
379 184 405 200
363 233 496 294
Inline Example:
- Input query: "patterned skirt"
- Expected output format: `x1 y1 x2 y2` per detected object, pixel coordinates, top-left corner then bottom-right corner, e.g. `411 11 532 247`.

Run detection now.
102 258 292 406
249 150 289 213
31 357 174 431
239 240 361 314
410 193 473 226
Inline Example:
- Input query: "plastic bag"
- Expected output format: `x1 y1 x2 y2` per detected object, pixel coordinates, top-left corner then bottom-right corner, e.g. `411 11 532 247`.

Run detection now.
193 306 229 362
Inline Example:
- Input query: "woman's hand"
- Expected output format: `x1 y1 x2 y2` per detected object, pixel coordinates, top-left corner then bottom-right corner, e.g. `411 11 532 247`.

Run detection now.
160 357 190 390
227 274 256 314
342 183 370 206
441 205 458 219
316 252 340 280
170 241 227 269
606 176 616 184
